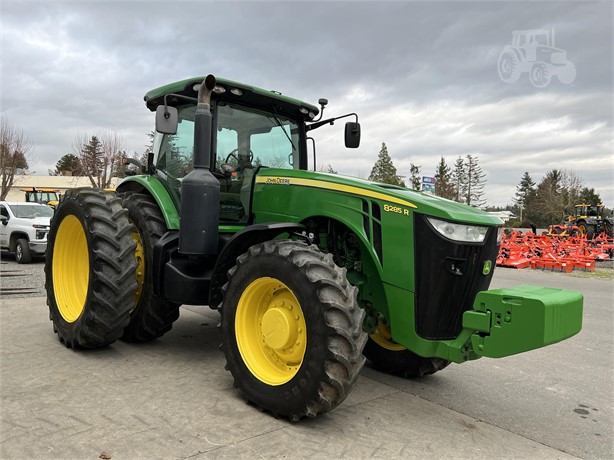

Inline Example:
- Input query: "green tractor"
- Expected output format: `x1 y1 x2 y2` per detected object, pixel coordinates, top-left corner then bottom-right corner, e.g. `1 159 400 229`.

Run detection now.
45 75 583 421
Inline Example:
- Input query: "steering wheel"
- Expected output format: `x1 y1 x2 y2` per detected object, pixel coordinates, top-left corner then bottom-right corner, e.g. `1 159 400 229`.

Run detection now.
224 148 254 165
220 148 255 176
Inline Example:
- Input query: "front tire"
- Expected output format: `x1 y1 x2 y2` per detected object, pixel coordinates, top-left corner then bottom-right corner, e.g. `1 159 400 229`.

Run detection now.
220 240 367 421
120 192 180 342
530 61 551 88
15 238 32 264
45 188 137 349
363 320 450 377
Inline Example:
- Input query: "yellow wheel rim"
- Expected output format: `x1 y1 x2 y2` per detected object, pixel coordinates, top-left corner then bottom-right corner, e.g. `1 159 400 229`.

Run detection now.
131 225 145 307
52 215 89 323
235 277 307 386
371 320 406 352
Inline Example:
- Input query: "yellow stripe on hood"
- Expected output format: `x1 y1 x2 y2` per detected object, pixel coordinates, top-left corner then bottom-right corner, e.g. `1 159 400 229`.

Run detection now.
255 176 417 208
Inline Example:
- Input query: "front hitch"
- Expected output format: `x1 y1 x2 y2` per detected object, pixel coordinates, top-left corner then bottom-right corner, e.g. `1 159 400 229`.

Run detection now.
461 285 583 359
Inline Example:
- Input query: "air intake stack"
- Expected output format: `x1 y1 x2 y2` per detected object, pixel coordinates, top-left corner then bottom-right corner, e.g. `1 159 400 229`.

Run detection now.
179 74 220 256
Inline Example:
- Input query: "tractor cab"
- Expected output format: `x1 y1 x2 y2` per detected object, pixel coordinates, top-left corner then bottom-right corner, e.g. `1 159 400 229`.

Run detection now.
512 29 552 48
145 77 360 224
153 97 302 223
575 204 603 220
21 187 59 208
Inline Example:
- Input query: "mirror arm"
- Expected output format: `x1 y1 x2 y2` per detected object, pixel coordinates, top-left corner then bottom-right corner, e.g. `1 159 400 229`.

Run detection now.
306 112 359 132
123 157 147 174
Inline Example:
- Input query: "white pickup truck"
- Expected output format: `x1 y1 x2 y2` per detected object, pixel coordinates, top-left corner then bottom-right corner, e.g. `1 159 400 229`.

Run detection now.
0 201 53 263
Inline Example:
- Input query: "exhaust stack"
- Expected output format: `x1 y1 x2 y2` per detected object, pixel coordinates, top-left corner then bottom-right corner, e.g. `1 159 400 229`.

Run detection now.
179 74 220 256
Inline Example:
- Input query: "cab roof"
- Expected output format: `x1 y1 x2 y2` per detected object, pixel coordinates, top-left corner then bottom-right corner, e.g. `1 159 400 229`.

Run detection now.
144 76 319 121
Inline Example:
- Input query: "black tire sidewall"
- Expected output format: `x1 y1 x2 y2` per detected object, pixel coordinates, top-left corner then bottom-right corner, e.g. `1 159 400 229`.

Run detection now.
120 192 179 342
363 335 450 378
16 238 30 263
45 188 137 348
123 194 162 320
221 250 332 416
46 193 95 342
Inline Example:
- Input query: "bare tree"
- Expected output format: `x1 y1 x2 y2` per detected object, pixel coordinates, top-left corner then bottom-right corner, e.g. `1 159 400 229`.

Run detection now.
0 116 33 200
73 130 125 188
560 169 584 210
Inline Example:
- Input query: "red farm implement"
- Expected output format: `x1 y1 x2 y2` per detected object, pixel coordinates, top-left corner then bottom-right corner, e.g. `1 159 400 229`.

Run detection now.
497 231 613 273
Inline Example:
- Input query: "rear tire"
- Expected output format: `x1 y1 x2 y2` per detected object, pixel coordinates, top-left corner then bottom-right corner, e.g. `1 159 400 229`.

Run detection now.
120 192 180 342
15 238 32 264
363 320 450 377
45 188 138 349
497 50 521 83
220 240 367 421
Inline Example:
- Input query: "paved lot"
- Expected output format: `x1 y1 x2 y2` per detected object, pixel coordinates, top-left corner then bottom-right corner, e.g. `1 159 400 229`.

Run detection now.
1 260 612 459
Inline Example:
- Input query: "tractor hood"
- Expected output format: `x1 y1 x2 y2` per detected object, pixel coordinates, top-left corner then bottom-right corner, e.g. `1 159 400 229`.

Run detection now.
256 169 503 226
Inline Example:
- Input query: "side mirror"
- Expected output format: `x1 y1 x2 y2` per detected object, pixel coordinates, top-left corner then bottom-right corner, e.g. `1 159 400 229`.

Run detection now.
344 122 361 148
155 106 178 135
0 216 7 226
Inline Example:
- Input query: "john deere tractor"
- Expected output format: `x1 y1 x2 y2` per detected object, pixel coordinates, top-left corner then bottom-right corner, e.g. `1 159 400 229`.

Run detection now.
45 75 583 421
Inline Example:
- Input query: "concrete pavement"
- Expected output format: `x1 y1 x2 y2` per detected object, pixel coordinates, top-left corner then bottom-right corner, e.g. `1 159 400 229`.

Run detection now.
1 269 612 459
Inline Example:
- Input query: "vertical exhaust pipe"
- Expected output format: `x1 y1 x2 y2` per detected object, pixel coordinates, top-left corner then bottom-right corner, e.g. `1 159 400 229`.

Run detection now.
179 74 220 256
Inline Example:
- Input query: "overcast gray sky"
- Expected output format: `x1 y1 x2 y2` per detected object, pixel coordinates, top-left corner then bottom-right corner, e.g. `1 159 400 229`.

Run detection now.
1 0 612 206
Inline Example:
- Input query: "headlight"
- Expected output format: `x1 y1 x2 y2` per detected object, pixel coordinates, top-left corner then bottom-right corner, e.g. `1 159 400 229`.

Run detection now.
33 224 49 240
426 217 488 243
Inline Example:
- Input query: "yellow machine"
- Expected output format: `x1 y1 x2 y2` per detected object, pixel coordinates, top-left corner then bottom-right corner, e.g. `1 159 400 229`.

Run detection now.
21 187 60 208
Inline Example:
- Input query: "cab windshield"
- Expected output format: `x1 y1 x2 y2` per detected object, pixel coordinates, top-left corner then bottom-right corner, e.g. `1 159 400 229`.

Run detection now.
154 101 300 222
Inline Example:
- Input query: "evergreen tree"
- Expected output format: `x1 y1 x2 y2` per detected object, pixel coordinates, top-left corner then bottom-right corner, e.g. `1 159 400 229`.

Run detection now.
464 154 486 207
579 187 601 205
451 156 466 203
55 153 82 176
409 163 421 190
79 135 104 187
512 171 535 221
112 150 129 178
76 132 125 188
434 157 455 199
368 142 404 186
144 130 155 157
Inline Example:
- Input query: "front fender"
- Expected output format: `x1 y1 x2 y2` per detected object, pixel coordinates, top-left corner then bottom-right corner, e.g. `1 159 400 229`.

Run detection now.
208 223 305 307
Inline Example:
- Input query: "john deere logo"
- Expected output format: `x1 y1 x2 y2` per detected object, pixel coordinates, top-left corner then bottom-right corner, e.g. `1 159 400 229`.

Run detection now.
483 260 492 275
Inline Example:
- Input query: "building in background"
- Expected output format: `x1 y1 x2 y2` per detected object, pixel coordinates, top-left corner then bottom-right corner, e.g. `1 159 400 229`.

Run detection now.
5 175 120 202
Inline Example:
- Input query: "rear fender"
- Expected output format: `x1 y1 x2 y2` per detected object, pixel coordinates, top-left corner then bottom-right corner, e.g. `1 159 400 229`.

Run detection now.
116 176 180 229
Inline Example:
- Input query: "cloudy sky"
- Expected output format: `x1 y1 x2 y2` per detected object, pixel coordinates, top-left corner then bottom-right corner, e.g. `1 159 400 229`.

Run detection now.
1 0 612 206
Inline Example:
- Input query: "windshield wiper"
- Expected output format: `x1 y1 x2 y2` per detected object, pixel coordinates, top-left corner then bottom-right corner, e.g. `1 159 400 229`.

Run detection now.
271 107 296 152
